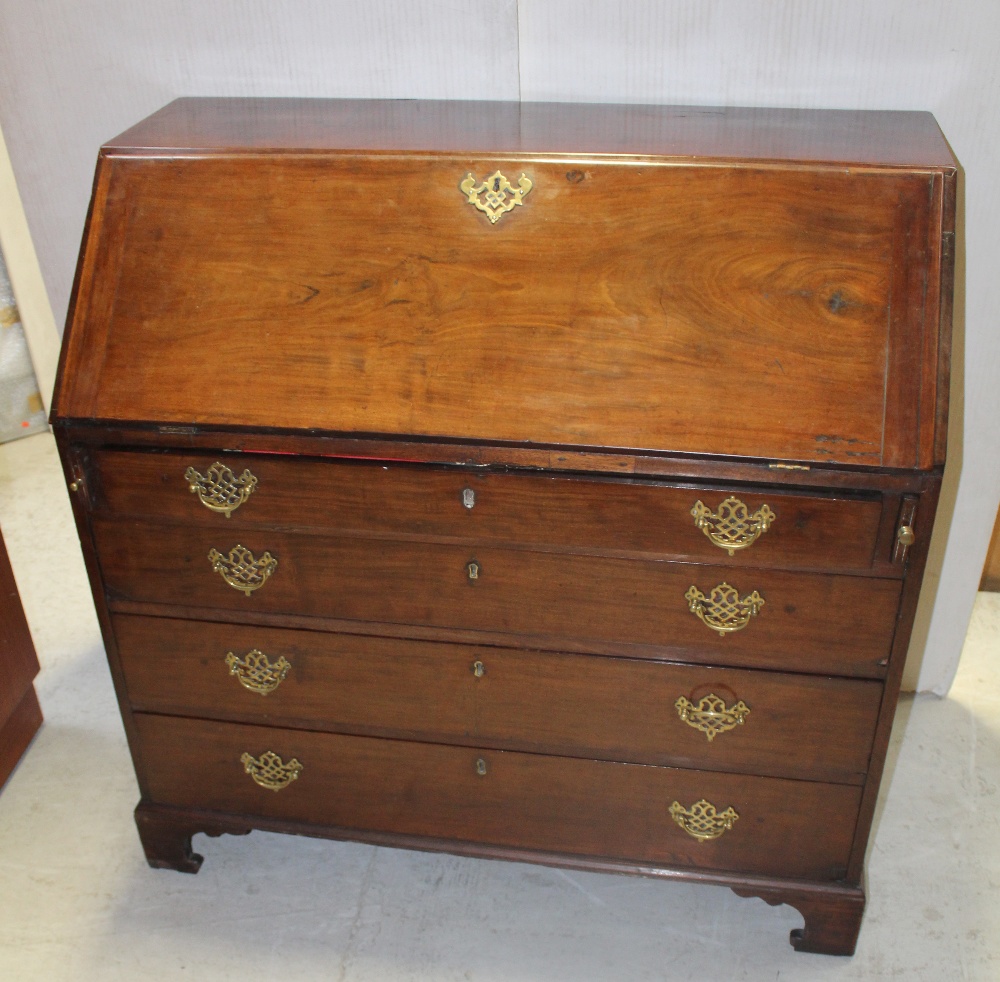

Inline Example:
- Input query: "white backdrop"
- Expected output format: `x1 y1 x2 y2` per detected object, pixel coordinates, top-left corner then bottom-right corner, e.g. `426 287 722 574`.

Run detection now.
0 0 996 692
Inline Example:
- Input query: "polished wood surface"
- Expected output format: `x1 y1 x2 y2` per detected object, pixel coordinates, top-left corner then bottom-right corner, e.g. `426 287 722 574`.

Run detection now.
51 99 957 956
114 614 881 783
93 450 887 573
134 712 862 881
0 528 42 786
57 155 943 467
93 520 901 676
106 98 956 168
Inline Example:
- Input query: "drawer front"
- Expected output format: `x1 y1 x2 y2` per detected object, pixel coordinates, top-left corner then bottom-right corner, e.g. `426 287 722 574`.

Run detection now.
133 713 862 881
95 520 901 676
93 450 884 573
115 615 882 783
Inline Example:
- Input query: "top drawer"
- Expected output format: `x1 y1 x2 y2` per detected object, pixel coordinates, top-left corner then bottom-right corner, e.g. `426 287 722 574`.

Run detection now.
91 450 884 573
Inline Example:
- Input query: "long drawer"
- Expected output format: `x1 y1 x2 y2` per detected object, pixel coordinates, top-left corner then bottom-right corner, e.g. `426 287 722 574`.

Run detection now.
95 520 901 676
91 450 885 573
114 614 882 783
133 713 863 881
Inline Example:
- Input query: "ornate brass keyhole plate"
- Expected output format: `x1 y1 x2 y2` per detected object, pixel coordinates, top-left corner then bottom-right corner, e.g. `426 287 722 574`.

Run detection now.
460 170 532 224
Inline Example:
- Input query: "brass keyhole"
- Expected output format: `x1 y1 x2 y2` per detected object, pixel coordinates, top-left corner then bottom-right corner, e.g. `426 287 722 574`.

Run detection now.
472 660 485 678
466 561 480 581
475 757 488 776
462 488 476 509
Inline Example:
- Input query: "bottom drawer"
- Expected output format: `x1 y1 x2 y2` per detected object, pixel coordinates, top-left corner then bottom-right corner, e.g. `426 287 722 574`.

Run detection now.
133 714 862 881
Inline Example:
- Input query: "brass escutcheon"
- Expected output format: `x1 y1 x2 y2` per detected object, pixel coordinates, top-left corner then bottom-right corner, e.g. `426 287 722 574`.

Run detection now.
459 170 532 224
690 496 775 555
472 660 486 678
462 488 476 509
669 799 739 841
208 544 278 597
185 462 258 517
685 582 765 637
466 561 480 581
240 750 302 791
225 649 291 695
475 757 488 776
675 693 751 741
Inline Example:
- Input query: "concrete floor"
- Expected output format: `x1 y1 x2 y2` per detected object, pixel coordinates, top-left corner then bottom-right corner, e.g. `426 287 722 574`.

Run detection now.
0 431 997 981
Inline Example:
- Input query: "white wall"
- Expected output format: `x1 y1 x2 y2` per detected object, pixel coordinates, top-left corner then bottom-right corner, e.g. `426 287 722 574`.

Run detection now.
1 0 996 692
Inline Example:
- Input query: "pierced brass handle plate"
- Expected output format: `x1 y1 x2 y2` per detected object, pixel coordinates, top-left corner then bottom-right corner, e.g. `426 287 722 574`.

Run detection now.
669 799 739 841
208 544 278 596
225 649 291 695
675 693 751 741
691 496 775 555
460 170 532 224
185 462 258 517
685 582 765 637
241 750 302 791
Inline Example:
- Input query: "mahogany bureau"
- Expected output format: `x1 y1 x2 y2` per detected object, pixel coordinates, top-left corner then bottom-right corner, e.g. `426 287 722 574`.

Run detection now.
51 98 956 956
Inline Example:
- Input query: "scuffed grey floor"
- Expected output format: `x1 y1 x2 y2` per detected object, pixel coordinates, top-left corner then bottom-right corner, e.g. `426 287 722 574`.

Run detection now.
1 432 997 981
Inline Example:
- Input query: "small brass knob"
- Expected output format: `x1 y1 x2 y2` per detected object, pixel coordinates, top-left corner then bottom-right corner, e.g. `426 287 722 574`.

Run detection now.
69 479 82 492
472 660 485 678
462 488 476 509
897 525 915 547
466 561 480 581
475 757 488 776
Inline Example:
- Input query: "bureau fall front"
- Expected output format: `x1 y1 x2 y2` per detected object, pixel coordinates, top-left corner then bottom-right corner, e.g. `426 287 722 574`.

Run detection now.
51 98 956 955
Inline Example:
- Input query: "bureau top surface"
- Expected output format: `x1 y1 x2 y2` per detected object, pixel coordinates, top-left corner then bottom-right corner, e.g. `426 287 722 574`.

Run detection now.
106 98 955 168
54 99 955 469
106 98 956 169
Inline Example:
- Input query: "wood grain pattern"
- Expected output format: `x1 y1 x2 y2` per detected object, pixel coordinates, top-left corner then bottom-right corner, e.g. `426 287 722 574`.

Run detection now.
92 449 886 573
93 519 902 676
133 711 863 881
53 137 948 466
114 613 882 783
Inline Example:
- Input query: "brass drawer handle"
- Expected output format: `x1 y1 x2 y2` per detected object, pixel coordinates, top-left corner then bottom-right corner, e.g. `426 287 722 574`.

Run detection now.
691 496 775 555
897 524 915 547
185 462 258 517
225 649 291 695
240 750 302 791
208 544 278 596
460 170 532 224
675 693 751 741
685 582 765 637
669 798 739 841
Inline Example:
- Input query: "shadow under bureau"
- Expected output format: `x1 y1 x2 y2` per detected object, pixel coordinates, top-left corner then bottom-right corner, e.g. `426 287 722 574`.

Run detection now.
51 98 957 956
